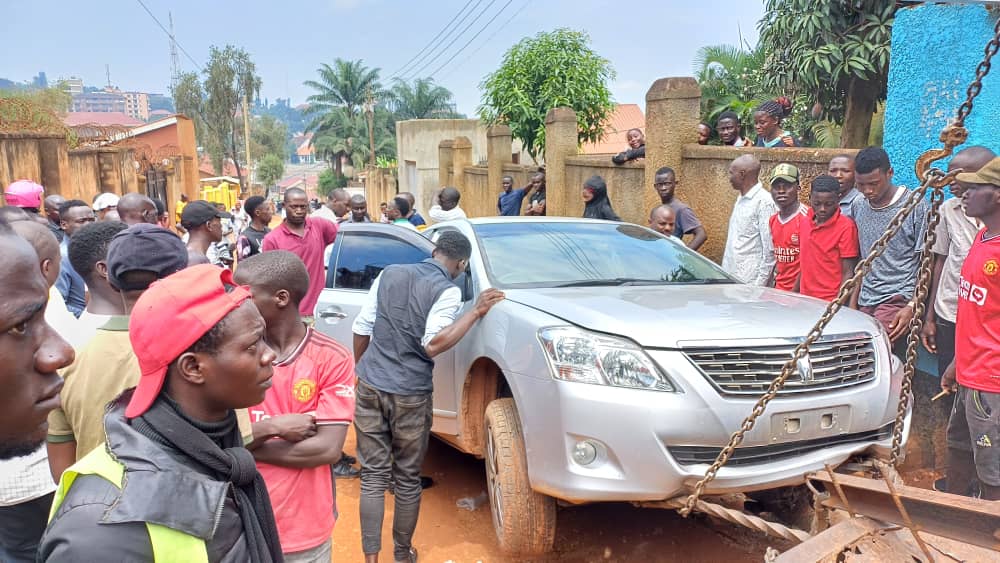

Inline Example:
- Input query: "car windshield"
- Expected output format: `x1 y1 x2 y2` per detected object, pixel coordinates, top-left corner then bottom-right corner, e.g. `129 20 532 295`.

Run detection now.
474 222 737 289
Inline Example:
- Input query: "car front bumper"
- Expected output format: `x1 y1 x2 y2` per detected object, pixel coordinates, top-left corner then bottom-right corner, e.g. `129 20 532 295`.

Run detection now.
513 350 908 503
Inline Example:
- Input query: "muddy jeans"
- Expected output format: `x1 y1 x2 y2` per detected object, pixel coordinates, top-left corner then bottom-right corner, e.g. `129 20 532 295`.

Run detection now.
355 379 433 560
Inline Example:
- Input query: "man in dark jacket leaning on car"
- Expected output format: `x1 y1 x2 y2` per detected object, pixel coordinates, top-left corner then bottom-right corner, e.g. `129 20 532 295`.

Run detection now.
38 264 284 563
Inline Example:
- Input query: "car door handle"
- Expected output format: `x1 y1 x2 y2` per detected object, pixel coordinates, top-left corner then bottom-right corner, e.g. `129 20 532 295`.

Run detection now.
319 310 348 319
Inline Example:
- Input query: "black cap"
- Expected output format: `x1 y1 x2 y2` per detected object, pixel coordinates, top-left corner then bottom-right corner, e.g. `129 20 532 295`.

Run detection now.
106 224 189 291
180 200 232 230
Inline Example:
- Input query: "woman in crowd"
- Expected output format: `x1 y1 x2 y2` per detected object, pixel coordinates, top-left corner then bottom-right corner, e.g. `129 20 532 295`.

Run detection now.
753 97 801 148
612 128 646 164
581 175 621 221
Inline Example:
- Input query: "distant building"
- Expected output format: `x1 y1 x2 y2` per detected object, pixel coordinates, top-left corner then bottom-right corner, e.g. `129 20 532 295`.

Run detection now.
62 77 84 95
296 133 315 164
72 91 125 113
122 91 150 121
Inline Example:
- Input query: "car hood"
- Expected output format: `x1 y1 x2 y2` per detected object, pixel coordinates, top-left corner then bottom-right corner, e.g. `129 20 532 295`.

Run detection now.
503 284 882 348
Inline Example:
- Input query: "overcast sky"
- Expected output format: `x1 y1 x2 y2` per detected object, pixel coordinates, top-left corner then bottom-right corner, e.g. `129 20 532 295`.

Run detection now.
1 0 764 116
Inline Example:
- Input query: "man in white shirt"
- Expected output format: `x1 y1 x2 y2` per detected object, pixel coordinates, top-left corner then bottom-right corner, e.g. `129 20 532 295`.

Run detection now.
722 154 778 285
313 189 351 224
428 187 467 223
351 232 503 563
229 199 248 236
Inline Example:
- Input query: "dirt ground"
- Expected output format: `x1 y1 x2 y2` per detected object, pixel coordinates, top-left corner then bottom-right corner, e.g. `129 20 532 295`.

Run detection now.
329 431 784 563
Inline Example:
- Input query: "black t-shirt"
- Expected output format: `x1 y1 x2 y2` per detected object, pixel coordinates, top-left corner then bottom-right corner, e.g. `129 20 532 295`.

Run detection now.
237 226 270 259
529 189 546 216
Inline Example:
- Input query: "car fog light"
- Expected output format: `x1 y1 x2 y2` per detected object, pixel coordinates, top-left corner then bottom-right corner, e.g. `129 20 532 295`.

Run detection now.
572 441 598 466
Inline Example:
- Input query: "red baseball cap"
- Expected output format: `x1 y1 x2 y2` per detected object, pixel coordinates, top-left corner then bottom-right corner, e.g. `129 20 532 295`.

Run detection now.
126 264 252 418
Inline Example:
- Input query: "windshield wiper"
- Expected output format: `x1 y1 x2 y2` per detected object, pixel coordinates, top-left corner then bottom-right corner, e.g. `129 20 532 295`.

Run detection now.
554 278 670 287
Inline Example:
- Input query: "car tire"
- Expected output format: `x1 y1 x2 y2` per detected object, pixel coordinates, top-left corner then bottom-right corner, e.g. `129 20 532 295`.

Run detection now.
484 398 556 555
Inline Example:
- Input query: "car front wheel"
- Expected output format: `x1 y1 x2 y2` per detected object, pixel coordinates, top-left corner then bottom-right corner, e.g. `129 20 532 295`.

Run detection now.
484 398 556 555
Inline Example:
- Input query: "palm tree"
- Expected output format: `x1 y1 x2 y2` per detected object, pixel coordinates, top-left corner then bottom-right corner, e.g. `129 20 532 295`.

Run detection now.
692 43 771 137
304 59 394 177
388 78 458 120
304 59 384 120
310 108 396 177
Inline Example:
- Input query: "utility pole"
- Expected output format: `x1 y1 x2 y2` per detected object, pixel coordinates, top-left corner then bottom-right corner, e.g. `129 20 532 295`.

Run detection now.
242 93 253 195
365 84 376 170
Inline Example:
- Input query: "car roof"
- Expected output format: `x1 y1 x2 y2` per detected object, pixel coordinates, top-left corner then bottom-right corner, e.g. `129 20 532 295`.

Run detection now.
437 216 629 227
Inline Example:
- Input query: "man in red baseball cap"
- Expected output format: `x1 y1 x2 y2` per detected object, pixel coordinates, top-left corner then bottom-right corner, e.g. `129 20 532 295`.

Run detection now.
39 265 285 562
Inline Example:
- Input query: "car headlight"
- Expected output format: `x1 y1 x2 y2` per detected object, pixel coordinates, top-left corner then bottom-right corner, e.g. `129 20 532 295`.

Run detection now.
537 327 678 392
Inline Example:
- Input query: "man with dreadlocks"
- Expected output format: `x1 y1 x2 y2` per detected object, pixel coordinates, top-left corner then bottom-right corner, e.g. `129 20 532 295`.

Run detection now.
753 97 801 148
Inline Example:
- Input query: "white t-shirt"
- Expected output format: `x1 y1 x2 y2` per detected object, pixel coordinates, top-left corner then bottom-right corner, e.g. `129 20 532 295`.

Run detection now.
428 205 468 223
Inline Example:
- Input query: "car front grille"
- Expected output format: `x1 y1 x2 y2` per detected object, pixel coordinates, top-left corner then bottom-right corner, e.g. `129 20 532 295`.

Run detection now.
668 423 894 466
681 335 877 396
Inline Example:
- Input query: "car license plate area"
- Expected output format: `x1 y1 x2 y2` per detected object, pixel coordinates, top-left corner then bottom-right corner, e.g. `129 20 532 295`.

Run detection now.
769 406 851 443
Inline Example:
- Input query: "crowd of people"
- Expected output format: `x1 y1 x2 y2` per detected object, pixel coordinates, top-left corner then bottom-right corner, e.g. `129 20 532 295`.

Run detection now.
3 103 1000 560
0 174 506 562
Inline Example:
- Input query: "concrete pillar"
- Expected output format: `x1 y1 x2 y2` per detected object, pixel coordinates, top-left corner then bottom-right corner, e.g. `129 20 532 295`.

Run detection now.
37 136 71 197
438 139 454 190
451 136 473 215
644 77 701 216
544 107 579 218
486 125 512 217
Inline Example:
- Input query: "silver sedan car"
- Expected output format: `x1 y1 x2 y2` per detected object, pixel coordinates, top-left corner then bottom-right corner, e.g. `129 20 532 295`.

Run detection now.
315 217 907 555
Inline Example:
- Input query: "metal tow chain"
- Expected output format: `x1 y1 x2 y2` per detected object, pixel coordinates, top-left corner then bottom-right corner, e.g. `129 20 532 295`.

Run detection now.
890 183 944 465
679 15 1000 518
956 17 1000 125
679 176 944 517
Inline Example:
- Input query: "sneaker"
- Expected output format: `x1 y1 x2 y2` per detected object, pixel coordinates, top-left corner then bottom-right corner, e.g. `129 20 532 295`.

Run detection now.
332 459 360 479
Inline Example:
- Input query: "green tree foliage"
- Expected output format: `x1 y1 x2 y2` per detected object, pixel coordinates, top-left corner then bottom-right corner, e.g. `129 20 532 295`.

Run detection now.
389 78 458 120
305 59 397 176
693 43 771 140
173 45 262 189
758 0 895 148
317 168 347 198
479 29 615 160
256 153 285 189
305 59 383 121
250 115 287 161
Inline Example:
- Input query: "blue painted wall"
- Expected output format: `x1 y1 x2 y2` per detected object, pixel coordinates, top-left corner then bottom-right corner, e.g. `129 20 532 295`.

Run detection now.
885 3 1000 193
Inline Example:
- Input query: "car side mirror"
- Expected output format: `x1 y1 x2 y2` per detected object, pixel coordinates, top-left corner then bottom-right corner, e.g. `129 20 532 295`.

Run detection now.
455 268 473 302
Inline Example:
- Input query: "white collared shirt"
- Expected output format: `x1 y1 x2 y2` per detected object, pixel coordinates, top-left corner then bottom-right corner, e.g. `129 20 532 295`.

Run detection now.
352 274 463 347
722 182 778 285
932 197 983 322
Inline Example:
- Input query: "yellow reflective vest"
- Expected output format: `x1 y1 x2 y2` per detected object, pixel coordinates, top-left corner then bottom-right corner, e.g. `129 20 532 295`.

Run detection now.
50 446 209 563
